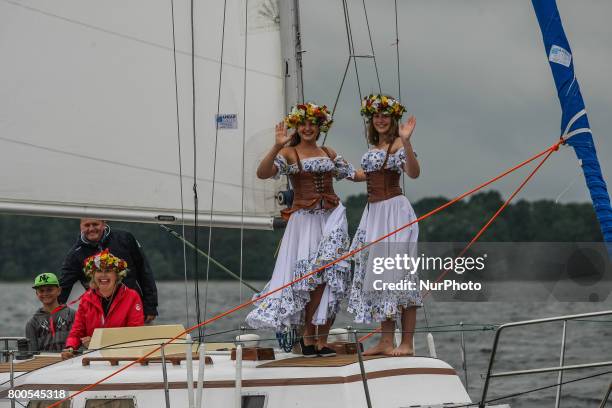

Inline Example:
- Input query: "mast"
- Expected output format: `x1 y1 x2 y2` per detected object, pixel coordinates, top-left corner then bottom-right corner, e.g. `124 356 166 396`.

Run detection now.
279 0 304 112
273 0 304 229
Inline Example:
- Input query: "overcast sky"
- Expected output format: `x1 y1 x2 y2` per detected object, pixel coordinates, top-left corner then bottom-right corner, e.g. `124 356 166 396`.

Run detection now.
297 0 612 204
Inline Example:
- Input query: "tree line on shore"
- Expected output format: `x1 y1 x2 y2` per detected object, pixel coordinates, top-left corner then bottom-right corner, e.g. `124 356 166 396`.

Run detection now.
0 191 602 281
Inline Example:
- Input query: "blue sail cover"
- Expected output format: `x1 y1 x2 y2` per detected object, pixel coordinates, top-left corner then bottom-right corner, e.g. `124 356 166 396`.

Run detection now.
532 0 612 243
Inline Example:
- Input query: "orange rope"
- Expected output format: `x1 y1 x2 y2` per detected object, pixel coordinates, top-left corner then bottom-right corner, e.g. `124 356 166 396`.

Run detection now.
358 142 560 342
49 140 563 407
425 146 557 292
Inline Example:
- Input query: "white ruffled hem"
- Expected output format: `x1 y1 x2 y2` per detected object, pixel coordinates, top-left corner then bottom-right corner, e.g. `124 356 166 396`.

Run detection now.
246 204 350 330
347 196 422 323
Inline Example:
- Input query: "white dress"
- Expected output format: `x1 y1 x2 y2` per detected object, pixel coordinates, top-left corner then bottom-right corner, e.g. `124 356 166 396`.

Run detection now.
246 154 355 331
348 147 422 324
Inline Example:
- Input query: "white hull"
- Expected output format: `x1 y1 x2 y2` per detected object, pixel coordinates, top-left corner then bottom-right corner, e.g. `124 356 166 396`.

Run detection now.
1 350 472 407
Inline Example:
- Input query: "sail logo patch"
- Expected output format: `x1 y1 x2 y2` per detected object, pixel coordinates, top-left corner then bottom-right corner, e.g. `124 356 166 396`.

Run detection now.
549 45 572 68
216 114 238 129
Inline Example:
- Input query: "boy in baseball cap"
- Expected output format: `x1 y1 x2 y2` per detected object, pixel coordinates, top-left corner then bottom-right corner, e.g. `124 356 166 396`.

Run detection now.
25 273 75 352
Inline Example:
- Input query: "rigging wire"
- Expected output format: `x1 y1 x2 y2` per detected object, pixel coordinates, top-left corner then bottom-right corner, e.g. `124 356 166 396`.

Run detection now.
390 0 428 332
204 0 229 331
394 0 409 221
2 324 499 388
439 369 612 408
342 0 364 100
168 0 190 328
483 370 612 408
189 0 203 342
394 0 401 102
362 0 382 94
323 0 381 146
296 1 305 103
12 400 26 408
159 225 261 293
352 326 497 334
341 0 369 147
240 0 249 306
322 57 351 146
555 160 583 203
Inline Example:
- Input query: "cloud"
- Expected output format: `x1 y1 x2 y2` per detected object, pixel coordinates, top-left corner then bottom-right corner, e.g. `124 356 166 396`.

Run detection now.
299 0 612 204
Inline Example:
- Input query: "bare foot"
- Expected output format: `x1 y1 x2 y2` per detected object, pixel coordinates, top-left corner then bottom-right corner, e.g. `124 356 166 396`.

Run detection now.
389 343 414 357
363 341 394 356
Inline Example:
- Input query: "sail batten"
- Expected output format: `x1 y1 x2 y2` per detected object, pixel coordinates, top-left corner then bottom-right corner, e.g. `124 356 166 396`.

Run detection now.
0 200 274 229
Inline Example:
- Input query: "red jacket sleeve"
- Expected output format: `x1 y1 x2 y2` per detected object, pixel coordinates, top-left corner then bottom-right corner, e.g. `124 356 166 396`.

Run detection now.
65 301 88 349
126 289 145 327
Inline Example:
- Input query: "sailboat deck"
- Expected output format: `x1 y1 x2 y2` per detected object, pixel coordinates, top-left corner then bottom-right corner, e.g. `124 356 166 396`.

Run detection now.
258 354 386 368
1 350 472 407
0 355 61 373
2 350 459 385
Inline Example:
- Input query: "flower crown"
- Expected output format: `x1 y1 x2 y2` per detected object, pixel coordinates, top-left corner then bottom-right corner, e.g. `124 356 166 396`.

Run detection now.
83 248 128 279
360 94 406 119
284 103 333 133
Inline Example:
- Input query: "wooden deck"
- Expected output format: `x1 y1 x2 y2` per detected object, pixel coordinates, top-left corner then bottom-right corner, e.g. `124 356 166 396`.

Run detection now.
258 354 387 368
82 353 214 366
0 355 62 373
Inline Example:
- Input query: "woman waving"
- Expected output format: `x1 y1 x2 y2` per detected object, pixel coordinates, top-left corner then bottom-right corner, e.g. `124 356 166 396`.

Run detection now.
348 94 422 356
247 103 354 357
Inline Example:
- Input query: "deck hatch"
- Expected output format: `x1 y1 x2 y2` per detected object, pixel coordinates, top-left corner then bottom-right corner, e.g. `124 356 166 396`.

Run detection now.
84 398 135 407
27 401 70 408
242 394 266 408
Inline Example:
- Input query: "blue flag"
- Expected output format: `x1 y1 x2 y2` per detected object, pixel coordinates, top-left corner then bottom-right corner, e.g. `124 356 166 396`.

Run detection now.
532 0 612 243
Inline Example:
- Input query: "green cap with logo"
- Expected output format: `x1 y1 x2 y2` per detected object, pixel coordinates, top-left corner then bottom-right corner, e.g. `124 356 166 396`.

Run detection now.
32 273 60 288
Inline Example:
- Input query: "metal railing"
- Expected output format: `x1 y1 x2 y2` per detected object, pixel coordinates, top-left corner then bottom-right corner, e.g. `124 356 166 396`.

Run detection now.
0 337 28 363
479 310 612 408
598 380 612 408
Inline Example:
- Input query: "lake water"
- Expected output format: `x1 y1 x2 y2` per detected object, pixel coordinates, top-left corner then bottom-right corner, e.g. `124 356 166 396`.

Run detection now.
2 280 611 407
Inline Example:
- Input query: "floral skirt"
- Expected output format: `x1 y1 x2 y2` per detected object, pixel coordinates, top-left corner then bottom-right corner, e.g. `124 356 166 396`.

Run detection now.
348 195 422 324
246 204 351 331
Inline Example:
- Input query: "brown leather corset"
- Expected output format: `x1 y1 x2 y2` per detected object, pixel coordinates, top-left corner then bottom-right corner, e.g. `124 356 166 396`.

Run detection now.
366 169 402 203
365 144 403 203
280 147 340 221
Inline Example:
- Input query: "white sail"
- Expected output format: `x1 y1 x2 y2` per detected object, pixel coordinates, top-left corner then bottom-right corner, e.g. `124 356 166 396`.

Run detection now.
0 0 285 229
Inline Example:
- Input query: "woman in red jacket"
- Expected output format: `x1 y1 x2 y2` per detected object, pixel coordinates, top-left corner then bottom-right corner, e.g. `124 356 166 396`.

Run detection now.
61 249 144 359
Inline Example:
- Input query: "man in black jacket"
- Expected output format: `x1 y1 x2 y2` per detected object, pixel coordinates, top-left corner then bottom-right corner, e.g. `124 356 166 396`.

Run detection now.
59 219 158 322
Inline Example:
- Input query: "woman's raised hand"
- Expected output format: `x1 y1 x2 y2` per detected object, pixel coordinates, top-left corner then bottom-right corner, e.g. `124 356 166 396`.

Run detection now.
258 122 291 179
275 122 292 147
398 115 416 144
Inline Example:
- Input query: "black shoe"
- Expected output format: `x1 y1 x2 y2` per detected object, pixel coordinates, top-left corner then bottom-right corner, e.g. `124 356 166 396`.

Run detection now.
317 346 337 357
300 338 317 358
